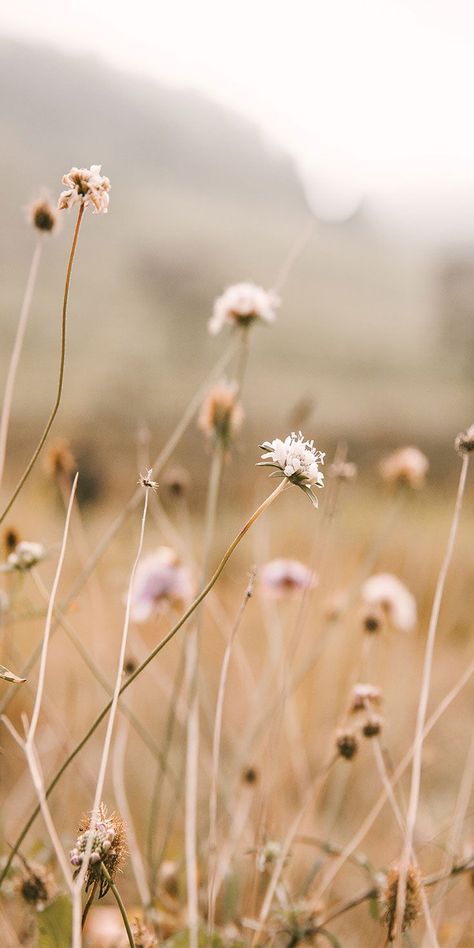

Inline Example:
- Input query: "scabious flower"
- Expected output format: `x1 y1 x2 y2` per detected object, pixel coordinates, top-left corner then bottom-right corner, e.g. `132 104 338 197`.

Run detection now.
70 804 126 897
58 165 110 214
3 541 46 572
362 573 417 632
258 431 325 506
17 860 56 910
383 864 421 940
130 547 193 623
260 558 318 599
30 196 58 234
209 282 279 335
350 683 382 714
379 446 429 489
336 730 359 760
455 424 474 455
198 380 244 447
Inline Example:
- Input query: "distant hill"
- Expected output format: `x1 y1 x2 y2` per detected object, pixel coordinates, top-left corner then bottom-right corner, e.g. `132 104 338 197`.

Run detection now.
0 37 471 450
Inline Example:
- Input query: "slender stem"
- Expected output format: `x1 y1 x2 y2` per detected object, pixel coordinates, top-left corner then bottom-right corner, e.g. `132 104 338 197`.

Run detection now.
396 454 470 944
0 205 84 524
113 716 151 908
101 864 136 948
81 879 98 929
1 477 288 883
0 239 43 489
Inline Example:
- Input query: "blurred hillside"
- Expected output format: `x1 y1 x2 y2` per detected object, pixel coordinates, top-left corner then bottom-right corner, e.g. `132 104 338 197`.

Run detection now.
0 37 472 455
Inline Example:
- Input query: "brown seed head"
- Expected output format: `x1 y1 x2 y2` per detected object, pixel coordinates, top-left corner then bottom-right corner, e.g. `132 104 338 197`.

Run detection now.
362 714 384 738
455 424 474 456
30 197 58 233
3 526 20 556
198 381 244 446
43 438 76 479
336 730 359 761
70 804 127 896
383 864 422 941
17 860 56 910
360 604 385 635
242 766 259 785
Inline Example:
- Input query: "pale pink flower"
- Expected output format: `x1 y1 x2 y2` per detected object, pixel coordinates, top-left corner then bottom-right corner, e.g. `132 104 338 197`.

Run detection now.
58 165 110 214
209 282 279 335
130 547 193 622
259 431 325 506
379 446 429 489
350 683 382 713
362 573 417 632
260 558 318 599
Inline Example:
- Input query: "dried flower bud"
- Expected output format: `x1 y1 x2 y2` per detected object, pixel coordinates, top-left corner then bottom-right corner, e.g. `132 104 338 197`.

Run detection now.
336 730 359 760
123 655 137 676
379 446 429 490
383 864 422 941
350 683 382 713
58 165 110 215
17 860 56 910
70 804 126 896
242 766 259 785
30 197 58 234
198 381 244 447
359 604 385 635
362 714 384 738
455 424 474 456
44 437 76 479
3 527 20 556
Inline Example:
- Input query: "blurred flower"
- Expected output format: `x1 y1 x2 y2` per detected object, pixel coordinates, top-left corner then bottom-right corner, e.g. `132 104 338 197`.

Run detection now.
16 859 56 911
379 446 429 489
362 714 384 738
383 864 421 940
159 860 180 899
198 380 244 447
43 437 76 479
70 804 126 897
130 547 193 622
138 468 158 491
58 165 110 214
30 196 58 234
350 683 382 713
455 424 474 456
336 730 359 760
328 460 358 481
260 558 318 599
3 541 46 572
3 526 20 556
209 282 279 335
359 603 385 635
256 840 283 873
258 431 325 507
162 465 191 498
362 573 417 632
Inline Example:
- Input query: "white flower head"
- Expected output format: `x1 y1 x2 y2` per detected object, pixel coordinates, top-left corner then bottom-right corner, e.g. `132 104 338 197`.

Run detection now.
58 165 110 214
260 558 318 599
258 431 325 506
209 282 279 335
130 547 194 623
379 446 429 489
362 573 417 632
350 682 382 713
4 541 46 572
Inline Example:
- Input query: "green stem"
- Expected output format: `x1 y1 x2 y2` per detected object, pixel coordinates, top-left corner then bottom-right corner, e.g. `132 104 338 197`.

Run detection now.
0 204 85 525
0 477 288 884
101 865 135 948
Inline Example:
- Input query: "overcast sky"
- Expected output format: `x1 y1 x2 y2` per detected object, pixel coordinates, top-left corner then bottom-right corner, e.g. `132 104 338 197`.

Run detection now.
2 0 474 234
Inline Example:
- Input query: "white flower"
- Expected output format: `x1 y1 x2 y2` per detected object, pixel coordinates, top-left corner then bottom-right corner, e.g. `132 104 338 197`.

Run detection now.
130 547 193 622
258 431 325 506
350 683 382 713
209 282 279 335
58 165 110 214
379 446 429 489
260 559 318 599
4 541 46 572
361 573 417 632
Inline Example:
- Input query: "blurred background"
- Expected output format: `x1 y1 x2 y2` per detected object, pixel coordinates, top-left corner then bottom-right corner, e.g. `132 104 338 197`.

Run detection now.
0 0 473 488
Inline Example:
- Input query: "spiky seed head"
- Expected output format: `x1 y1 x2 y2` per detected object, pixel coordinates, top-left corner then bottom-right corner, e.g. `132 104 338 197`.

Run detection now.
30 197 58 233
70 804 127 896
336 730 359 760
362 714 384 738
383 864 422 941
455 424 474 456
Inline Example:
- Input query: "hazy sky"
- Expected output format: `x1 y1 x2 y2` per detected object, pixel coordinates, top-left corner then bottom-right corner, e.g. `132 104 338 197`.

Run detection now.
3 0 474 231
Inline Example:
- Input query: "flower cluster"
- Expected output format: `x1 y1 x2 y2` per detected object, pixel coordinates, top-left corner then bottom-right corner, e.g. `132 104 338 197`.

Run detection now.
361 573 417 633
3 541 46 572
130 547 194 622
209 282 279 335
70 805 126 896
58 165 110 214
258 431 325 506
260 558 318 599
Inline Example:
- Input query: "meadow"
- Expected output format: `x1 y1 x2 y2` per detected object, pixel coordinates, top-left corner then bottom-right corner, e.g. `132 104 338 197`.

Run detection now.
0 165 473 948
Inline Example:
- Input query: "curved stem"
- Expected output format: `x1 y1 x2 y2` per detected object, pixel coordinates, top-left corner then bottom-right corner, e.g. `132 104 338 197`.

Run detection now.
0 204 84 525
81 879 98 929
1 478 288 883
0 239 43 489
101 865 136 948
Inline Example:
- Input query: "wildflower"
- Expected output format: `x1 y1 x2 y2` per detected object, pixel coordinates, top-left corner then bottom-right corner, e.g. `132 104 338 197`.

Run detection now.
4 541 46 572
70 804 126 897
258 431 325 507
350 683 382 714
383 864 422 941
198 380 244 447
260 558 318 599
379 446 429 489
323 589 348 622
455 424 474 455
328 460 358 481
17 859 56 910
43 437 76 479
58 165 110 214
362 714 384 738
30 196 58 234
209 282 279 335
256 840 283 873
130 547 193 622
138 468 158 491
336 730 359 760
162 465 191 498
362 573 417 633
